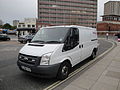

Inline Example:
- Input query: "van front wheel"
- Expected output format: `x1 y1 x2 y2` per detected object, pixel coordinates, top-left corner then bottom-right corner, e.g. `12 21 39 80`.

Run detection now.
57 62 71 80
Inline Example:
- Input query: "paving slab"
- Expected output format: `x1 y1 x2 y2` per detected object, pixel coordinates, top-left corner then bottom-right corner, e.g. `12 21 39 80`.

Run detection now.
106 71 120 79
98 75 119 86
90 82 117 90
117 82 120 90
71 77 95 90
110 61 120 68
107 66 120 73
63 84 86 90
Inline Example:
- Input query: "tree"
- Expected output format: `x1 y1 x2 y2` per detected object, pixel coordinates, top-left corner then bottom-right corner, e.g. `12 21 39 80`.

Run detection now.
0 25 2 28
2 23 12 29
11 26 17 30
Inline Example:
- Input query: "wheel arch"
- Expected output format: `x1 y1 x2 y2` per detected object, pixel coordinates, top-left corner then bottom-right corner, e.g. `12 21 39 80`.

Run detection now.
60 57 73 67
93 47 98 53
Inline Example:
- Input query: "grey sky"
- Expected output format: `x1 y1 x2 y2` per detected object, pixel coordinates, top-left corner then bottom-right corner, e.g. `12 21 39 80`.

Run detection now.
0 0 37 24
0 0 119 25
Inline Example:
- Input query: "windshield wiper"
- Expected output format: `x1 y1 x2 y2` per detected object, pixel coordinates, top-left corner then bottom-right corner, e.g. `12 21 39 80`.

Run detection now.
46 41 62 43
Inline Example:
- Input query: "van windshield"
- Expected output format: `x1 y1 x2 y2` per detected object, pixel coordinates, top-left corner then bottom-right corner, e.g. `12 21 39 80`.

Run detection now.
31 27 69 43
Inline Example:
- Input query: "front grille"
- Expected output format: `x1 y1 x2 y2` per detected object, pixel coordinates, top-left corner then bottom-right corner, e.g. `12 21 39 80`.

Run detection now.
19 54 41 65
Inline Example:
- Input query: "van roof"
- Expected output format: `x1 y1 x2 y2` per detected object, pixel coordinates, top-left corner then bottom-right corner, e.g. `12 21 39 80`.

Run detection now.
41 25 95 30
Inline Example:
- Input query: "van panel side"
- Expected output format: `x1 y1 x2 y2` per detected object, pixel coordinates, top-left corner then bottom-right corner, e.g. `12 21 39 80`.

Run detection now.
79 27 98 61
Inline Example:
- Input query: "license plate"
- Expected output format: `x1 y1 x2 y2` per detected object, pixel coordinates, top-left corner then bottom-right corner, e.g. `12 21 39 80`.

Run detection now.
21 66 31 72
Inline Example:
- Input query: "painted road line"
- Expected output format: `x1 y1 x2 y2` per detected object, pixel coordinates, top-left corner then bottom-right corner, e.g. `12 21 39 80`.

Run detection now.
44 40 116 90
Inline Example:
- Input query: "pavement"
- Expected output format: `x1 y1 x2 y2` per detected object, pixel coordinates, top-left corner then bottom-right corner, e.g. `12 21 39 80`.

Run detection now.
62 39 120 90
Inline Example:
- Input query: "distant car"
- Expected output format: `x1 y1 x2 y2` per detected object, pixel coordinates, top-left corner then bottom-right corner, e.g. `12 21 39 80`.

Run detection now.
18 34 34 43
117 34 120 42
0 34 10 41
7 30 16 35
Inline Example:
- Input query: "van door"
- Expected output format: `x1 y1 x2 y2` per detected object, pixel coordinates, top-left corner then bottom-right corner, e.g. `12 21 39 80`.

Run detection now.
80 29 93 60
63 27 82 66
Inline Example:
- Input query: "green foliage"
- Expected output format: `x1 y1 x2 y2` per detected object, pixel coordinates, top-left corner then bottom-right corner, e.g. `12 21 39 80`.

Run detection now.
2 23 12 29
0 25 2 28
1 23 17 30
11 26 17 30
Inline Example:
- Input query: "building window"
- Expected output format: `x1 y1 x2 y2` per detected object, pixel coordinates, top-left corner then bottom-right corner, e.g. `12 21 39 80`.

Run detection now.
32 25 35 27
23 25 25 27
28 25 31 27
18 25 21 27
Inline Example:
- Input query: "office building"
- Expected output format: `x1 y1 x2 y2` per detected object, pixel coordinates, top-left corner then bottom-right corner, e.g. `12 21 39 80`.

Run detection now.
97 15 120 34
37 0 97 28
104 1 120 15
17 18 36 36
0 20 3 25
13 20 19 26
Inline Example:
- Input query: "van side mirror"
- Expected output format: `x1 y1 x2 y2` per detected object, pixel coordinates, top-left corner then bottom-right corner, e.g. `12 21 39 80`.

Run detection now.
63 43 71 51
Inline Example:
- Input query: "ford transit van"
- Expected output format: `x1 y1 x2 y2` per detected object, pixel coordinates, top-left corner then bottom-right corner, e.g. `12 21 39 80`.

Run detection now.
17 25 99 80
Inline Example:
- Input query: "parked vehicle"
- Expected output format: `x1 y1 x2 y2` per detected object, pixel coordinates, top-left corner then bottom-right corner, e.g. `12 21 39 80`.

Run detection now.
17 25 99 80
7 30 16 35
18 34 34 43
0 34 10 41
117 34 120 42
115 33 120 42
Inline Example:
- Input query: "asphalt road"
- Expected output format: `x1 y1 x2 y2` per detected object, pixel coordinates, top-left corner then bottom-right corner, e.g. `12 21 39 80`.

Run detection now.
0 39 113 90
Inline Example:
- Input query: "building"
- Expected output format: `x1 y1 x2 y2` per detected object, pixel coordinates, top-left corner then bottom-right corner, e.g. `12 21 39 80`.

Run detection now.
13 20 19 26
37 0 97 28
17 18 36 37
97 15 120 34
104 1 120 15
97 1 120 35
0 20 3 25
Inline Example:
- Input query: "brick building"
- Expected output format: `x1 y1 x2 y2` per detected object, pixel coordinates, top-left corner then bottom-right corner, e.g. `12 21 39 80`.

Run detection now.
37 0 97 29
97 15 120 34
97 1 120 35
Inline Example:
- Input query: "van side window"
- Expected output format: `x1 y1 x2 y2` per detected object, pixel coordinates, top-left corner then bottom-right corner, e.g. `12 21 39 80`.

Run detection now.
63 28 79 51
71 28 79 47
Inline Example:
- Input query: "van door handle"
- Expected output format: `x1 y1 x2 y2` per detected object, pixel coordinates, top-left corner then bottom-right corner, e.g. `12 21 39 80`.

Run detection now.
82 45 83 48
79 45 82 48
79 45 83 48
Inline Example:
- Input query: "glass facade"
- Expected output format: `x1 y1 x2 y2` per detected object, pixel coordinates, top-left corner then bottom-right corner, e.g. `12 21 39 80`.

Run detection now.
38 0 97 28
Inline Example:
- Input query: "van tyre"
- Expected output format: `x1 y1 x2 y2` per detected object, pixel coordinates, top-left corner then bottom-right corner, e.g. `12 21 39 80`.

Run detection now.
20 41 23 43
90 50 96 60
57 62 71 80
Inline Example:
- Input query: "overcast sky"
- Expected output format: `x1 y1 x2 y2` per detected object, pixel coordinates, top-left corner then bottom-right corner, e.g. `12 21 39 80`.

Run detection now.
0 0 120 25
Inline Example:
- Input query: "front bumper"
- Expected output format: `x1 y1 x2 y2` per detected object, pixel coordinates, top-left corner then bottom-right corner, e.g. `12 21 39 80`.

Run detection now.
18 38 26 42
17 61 60 78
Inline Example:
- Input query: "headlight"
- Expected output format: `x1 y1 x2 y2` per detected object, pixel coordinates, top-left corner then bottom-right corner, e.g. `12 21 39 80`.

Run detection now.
40 52 52 65
18 54 22 59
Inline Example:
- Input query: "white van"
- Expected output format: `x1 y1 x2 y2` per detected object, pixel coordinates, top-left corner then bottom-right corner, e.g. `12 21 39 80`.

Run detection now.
17 25 99 80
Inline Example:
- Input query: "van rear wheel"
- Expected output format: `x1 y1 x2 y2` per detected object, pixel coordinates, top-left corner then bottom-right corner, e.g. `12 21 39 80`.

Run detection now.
90 50 96 60
57 62 71 80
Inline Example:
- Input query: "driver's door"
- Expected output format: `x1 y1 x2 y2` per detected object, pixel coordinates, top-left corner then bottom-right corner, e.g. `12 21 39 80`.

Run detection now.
63 28 82 66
